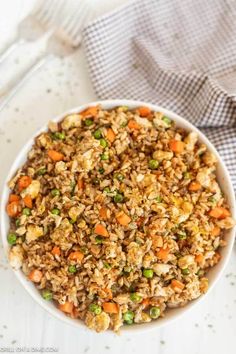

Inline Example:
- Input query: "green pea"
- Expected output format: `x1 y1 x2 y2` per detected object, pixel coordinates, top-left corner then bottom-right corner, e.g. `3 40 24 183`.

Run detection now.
93 129 102 139
103 187 111 193
162 116 172 126
123 310 134 324
69 219 76 224
183 171 191 180
130 292 142 303
99 168 105 174
37 167 47 176
89 303 102 315
51 208 60 215
23 207 31 216
42 289 53 301
143 269 154 279
80 246 88 254
208 196 216 203
100 152 109 160
149 306 161 319
113 193 124 203
85 118 93 126
7 233 17 245
103 262 111 269
148 159 159 170
68 265 77 273
95 236 103 244
51 189 60 197
197 269 205 277
100 139 108 148
156 195 162 203
181 268 190 275
120 121 128 127
114 173 124 181
177 231 187 240
53 131 65 140
15 219 21 227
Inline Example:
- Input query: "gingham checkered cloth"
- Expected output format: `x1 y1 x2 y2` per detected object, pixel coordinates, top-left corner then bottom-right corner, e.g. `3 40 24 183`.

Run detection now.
83 0 236 188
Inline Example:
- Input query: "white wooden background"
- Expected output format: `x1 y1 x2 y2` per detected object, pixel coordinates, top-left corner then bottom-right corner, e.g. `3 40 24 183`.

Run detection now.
0 1 236 353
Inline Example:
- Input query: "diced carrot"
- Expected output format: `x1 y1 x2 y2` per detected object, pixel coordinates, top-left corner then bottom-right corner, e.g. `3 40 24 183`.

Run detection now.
52 246 61 256
18 175 32 191
188 181 201 191
6 201 20 217
102 302 119 314
80 106 98 118
28 269 43 283
23 195 33 208
99 206 108 220
156 247 170 261
137 106 151 117
142 298 150 308
116 211 131 226
68 251 84 262
106 128 116 143
103 287 113 300
128 119 141 130
94 223 109 237
9 194 20 202
171 279 185 291
48 150 64 161
169 140 185 153
209 207 230 219
212 226 221 237
58 301 74 314
195 254 204 263
77 178 85 190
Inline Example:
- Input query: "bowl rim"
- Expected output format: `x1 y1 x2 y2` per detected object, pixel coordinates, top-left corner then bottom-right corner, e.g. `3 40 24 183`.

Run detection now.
1 99 235 334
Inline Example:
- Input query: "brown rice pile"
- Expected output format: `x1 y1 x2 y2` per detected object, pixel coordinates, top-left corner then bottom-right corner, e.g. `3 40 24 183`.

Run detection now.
6 105 235 332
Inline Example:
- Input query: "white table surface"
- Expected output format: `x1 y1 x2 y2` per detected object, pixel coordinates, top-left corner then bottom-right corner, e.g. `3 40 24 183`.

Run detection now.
0 1 236 353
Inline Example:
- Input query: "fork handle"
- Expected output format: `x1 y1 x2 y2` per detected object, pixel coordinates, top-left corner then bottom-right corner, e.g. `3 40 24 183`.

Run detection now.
0 36 25 64
0 53 52 112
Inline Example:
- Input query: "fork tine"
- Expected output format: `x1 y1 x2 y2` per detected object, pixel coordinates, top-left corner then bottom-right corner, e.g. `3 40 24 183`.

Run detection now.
69 3 91 39
37 0 63 26
64 2 89 37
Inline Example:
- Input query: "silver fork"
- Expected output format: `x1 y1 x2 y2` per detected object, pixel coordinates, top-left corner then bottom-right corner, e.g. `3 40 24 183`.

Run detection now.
0 0 91 112
0 0 64 64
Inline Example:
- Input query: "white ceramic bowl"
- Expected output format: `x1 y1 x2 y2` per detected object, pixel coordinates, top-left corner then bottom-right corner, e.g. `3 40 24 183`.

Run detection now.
1 99 235 333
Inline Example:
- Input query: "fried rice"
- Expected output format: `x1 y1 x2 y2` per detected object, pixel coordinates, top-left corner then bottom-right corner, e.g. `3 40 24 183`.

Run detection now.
6 104 235 332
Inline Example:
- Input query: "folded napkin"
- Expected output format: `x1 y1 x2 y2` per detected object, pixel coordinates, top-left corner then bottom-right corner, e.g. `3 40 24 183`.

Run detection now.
83 0 236 188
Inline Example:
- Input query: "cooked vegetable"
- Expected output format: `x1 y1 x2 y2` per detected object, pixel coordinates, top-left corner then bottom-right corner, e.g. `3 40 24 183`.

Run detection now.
42 289 53 300
48 150 64 161
106 128 116 143
142 269 154 279
169 140 185 153
102 302 119 314
28 269 43 283
137 106 151 117
123 310 134 324
209 207 230 219
130 293 142 303
148 159 159 170
116 211 131 226
95 224 109 237
89 303 102 315
18 175 32 191
7 233 17 245
149 306 161 319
